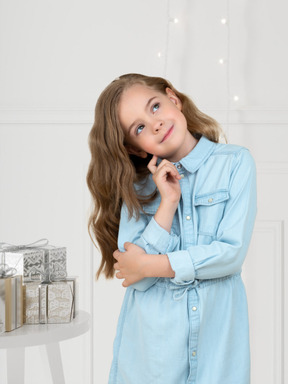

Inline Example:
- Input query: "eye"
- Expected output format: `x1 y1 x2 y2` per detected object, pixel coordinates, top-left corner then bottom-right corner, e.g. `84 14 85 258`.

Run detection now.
152 103 160 113
136 125 144 135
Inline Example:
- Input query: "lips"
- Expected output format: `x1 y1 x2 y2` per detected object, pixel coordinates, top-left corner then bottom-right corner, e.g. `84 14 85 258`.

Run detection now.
161 126 174 143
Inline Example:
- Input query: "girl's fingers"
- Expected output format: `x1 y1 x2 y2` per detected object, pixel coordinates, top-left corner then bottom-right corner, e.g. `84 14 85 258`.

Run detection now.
147 155 158 174
148 157 181 179
124 242 132 251
155 162 181 180
113 249 119 260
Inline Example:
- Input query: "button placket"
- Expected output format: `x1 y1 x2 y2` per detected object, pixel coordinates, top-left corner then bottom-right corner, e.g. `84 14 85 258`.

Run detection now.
187 288 200 382
181 171 196 247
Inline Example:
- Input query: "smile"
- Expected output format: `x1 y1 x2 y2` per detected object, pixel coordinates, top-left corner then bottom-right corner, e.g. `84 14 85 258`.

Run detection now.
161 126 174 143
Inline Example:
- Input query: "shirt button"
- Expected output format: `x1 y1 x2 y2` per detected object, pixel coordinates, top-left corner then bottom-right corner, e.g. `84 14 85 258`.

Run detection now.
180 174 184 179
208 198 213 203
186 216 191 220
192 306 197 311
177 164 182 169
192 351 197 357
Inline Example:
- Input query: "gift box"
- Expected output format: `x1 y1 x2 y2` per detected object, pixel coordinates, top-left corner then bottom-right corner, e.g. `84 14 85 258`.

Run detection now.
0 275 23 332
3 245 67 283
4 248 46 282
23 277 77 324
38 246 67 281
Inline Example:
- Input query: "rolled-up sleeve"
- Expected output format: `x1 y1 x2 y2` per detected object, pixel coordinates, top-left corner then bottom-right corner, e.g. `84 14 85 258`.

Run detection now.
118 204 180 291
167 149 257 284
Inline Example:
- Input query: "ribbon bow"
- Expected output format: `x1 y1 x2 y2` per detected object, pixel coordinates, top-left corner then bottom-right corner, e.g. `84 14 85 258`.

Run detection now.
169 279 200 300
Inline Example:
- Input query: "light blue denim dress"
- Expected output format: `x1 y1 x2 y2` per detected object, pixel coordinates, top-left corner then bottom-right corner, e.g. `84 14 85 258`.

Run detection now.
108 136 257 384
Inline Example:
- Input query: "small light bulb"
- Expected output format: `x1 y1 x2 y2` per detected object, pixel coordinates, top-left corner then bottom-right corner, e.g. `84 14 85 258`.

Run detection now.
221 18 227 24
174 18 179 23
233 95 239 101
219 58 225 64
157 52 162 58
170 17 179 23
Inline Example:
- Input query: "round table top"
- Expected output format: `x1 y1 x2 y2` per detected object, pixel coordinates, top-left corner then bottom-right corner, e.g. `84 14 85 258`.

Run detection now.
0 310 90 349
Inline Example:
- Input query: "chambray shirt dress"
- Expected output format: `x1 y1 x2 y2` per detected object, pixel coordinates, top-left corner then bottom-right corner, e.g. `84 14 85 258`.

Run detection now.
108 136 257 384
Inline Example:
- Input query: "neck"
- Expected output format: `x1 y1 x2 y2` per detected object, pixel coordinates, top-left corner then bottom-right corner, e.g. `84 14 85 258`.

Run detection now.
169 132 199 162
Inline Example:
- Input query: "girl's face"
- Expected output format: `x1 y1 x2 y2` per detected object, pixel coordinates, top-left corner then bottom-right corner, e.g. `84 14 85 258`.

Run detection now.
118 84 196 162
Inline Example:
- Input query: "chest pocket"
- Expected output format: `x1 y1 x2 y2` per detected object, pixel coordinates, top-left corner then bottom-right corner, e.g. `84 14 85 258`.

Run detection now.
194 190 229 237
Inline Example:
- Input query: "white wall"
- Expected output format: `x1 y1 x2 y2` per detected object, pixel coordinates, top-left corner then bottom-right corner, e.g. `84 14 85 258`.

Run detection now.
0 0 287 383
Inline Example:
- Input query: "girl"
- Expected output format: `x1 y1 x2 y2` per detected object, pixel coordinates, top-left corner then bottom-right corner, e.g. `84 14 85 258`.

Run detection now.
87 73 257 384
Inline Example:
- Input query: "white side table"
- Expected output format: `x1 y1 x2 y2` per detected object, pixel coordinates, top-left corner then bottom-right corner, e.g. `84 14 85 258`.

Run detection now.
0 310 90 384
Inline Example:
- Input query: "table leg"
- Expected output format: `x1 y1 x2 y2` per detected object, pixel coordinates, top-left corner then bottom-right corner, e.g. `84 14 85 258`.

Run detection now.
7 348 25 384
46 342 65 384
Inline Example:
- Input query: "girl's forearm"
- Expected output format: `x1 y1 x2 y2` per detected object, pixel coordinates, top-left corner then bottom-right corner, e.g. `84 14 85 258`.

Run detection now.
144 253 175 278
154 199 179 233
148 200 178 278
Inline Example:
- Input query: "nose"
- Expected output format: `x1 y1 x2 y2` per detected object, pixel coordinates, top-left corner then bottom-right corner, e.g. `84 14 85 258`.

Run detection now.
152 120 163 133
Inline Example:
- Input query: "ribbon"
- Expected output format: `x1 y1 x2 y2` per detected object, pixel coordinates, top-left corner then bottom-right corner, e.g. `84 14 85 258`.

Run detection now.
0 238 49 278
0 238 49 253
0 260 17 278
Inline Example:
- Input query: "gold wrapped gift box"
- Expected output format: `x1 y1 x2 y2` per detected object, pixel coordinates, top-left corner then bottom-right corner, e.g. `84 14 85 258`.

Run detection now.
0 275 23 332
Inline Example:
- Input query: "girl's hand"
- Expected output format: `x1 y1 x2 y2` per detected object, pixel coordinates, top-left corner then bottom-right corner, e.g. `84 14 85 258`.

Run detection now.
147 155 181 204
113 242 148 287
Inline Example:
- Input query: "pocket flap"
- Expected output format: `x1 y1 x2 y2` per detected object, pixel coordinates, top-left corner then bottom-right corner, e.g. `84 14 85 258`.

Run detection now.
194 190 229 206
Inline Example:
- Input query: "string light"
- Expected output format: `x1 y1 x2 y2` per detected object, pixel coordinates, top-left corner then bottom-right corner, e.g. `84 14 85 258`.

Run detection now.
157 0 235 136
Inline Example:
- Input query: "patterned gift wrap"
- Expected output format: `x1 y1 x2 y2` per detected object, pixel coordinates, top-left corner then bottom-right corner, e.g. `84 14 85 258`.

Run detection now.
4 246 67 282
23 278 77 324
38 246 67 281
0 275 23 332
4 249 46 282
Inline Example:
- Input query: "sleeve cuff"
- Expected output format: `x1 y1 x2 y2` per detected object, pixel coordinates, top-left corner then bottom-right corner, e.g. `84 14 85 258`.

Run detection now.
141 217 180 254
167 250 195 284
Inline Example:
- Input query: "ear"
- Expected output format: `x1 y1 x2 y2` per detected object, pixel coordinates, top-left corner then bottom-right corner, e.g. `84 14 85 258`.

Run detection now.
165 87 182 110
125 144 148 158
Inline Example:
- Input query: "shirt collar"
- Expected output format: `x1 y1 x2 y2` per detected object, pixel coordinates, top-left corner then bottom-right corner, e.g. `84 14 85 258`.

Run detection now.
173 135 217 174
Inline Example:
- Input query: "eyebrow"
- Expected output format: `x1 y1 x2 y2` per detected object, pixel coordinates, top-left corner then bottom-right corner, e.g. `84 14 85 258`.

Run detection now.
127 96 157 135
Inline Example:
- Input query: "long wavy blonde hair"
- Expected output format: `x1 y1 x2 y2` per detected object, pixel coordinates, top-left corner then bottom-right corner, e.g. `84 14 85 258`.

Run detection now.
87 73 223 279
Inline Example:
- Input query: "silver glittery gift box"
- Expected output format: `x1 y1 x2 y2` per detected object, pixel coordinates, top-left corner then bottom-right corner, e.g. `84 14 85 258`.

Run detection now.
4 246 67 282
3 248 45 282
38 246 67 282
0 275 23 332
23 277 77 324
